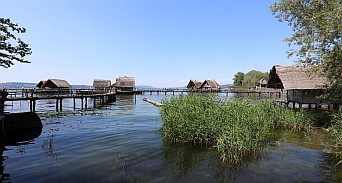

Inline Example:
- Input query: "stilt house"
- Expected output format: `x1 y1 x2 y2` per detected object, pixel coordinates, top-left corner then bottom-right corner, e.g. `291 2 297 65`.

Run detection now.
186 80 202 91
200 80 221 91
267 65 329 107
258 79 268 88
115 76 135 93
93 79 111 90
40 79 71 89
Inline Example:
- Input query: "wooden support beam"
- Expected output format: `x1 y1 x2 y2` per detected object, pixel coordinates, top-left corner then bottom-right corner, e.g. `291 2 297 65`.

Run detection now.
59 98 62 111
56 99 59 111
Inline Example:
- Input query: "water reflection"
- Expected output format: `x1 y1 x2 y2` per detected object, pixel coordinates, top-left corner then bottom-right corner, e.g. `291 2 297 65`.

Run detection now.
0 125 42 182
161 129 342 182
42 135 58 161
163 142 208 179
316 152 342 182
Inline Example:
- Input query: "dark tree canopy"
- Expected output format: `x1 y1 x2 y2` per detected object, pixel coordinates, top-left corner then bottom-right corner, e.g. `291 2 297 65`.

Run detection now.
0 18 32 68
271 0 342 102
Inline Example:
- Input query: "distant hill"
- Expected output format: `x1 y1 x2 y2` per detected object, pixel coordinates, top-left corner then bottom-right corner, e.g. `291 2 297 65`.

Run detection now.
0 82 36 88
0 82 92 89
136 85 155 89
220 84 233 89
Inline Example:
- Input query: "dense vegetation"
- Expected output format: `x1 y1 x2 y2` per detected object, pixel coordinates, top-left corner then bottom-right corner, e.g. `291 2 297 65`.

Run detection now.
330 112 342 165
160 94 312 164
232 70 268 89
271 0 342 103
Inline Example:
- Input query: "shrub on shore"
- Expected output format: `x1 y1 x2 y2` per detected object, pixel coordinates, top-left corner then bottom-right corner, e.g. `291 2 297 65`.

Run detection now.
160 94 312 164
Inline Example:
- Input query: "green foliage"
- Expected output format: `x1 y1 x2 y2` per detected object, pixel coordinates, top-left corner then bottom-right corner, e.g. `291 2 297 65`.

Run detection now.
271 0 342 102
232 70 268 88
330 112 342 164
0 18 32 68
242 70 268 89
233 72 245 86
160 94 312 165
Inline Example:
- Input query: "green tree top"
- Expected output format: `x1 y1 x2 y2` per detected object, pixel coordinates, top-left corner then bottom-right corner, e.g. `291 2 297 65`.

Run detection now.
271 0 342 102
0 18 32 68
271 0 341 65
233 72 245 86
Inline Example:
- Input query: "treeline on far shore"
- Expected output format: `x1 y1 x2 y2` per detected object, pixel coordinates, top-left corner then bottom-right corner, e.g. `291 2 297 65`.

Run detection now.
232 70 268 89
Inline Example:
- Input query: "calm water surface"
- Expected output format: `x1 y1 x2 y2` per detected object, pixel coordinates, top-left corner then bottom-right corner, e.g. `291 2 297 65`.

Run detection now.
1 94 342 182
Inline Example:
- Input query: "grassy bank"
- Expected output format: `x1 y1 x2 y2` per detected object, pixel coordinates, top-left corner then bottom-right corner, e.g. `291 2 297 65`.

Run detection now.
160 94 313 164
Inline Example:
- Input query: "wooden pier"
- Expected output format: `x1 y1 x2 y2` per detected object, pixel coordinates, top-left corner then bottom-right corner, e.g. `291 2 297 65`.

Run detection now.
136 88 281 98
3 88 116 112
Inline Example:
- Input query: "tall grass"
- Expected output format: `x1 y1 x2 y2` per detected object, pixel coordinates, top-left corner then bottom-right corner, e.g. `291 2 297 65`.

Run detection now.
330 112 342 165
160 93 313 164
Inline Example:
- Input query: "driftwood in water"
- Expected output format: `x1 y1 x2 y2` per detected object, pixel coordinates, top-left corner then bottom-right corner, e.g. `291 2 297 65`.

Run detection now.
143 98 163 107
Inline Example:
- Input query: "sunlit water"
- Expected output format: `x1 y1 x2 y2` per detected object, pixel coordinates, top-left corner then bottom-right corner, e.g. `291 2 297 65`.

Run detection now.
1 94 342 182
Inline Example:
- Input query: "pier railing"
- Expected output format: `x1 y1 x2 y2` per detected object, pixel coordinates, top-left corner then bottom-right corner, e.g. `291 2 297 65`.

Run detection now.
3 88 116 112
4 88 115 98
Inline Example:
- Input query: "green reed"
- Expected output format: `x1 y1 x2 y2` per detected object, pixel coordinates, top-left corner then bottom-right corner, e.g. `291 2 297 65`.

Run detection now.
160 93 313 164
330 112 342 165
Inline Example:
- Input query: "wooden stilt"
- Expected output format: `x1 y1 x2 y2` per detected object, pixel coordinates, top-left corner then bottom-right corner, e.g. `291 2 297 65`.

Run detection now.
60 98 62 111
56 99 59 111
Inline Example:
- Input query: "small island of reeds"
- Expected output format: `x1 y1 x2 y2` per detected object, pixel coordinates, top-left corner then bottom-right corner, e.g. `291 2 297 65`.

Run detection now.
160 94 315 165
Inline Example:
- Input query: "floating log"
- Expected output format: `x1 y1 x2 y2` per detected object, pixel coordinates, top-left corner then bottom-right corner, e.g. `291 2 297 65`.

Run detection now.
143 98 163 107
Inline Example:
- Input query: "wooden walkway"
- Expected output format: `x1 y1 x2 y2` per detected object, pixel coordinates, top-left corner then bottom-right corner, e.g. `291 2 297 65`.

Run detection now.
3 88 116 112
136 88 281 98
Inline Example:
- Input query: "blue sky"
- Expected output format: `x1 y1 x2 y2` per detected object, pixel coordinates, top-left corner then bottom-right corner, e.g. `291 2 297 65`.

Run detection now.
1 0 294 87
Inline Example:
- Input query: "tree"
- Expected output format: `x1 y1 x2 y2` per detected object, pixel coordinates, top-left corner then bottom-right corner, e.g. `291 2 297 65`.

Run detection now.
233 72 245 86
271 0 342 102
243 70 268 89
0 18 32 68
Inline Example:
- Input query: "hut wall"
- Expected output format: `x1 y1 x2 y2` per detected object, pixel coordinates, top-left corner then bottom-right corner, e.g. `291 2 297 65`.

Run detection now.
287 89 323 104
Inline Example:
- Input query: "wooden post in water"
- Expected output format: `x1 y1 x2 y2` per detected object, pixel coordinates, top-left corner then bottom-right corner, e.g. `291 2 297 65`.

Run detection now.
59 98 63 111
73 98 76 110
33 99 36 112
93 97 96 108
81 97 84 110
85 97 88 109
56 99 59 111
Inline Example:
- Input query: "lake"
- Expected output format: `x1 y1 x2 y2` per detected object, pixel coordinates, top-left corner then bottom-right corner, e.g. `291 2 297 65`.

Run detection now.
1 93 342 182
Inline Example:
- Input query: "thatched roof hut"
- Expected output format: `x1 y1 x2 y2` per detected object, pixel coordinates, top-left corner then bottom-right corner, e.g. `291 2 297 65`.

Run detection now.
267 65 331 107
187 80 202 91
41 79 71 89
36 81 46 88
115 76 135 92
93 79 111 88
259 79 267 88
201 80 220 90
267 65 327 90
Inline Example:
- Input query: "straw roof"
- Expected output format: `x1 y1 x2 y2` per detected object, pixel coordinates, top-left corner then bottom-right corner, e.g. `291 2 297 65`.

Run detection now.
201 80 220 89
36 81 46 88
187 80 202 89
267 65 328 90
116 76 135 88
259 78 268 85
93 79 111 88
41 79 71 88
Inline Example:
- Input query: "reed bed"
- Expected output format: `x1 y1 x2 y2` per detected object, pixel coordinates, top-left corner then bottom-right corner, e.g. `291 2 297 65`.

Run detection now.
330 112 342 165
160 94 312 164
